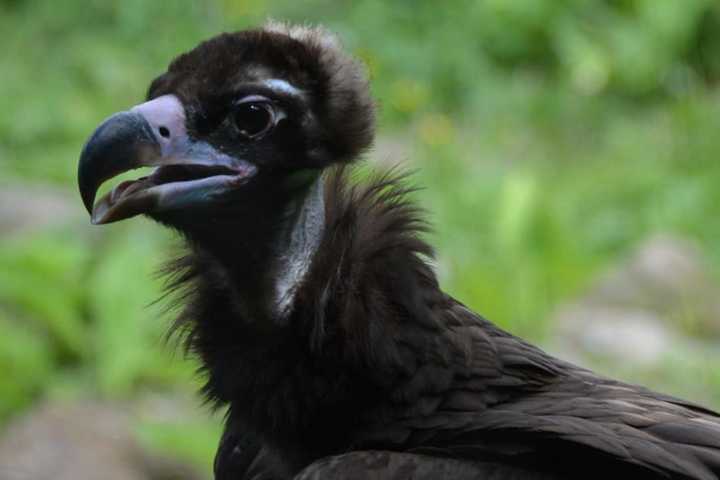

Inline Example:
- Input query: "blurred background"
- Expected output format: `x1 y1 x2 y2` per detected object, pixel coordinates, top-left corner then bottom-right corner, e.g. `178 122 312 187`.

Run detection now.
2 0 720 477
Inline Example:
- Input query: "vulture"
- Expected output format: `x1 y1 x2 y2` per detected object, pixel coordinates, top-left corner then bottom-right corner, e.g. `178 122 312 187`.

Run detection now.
77 22 720 480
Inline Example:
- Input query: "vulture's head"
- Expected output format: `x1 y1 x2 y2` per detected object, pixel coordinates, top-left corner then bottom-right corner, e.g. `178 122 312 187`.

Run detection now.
78 23 374 234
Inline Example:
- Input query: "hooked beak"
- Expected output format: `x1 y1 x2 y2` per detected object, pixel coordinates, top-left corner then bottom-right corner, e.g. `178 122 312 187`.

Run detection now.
78 94 256 224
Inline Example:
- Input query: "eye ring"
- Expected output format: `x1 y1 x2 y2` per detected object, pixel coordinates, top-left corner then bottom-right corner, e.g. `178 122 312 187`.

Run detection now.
232 99 276 139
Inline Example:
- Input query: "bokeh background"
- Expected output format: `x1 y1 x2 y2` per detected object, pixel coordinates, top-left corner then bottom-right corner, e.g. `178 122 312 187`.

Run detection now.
3 0 720 477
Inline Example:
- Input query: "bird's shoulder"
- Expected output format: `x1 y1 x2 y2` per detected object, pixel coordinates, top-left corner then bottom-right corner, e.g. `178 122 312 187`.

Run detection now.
372 297 720 479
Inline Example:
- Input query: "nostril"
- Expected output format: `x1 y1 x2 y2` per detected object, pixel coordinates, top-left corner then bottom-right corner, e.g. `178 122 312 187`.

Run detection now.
158 126 170 138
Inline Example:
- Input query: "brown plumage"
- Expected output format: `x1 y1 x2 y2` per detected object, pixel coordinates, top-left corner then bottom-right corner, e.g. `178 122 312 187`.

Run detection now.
77 22 720 480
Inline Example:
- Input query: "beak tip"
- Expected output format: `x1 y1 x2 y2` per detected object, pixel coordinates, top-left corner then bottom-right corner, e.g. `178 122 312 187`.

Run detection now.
78 184 96 217
78 148 99 218
81 195 94 216
77 110 158 223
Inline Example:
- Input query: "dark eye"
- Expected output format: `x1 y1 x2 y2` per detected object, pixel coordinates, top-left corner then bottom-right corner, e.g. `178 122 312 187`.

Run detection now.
232 101 275 139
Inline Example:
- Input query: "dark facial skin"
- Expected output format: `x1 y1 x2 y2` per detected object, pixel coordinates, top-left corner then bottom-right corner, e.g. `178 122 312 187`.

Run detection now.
78 28 373 231
79 67 317 228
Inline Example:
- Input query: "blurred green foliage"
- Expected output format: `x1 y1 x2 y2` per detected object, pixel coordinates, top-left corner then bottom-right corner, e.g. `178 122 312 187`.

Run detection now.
2 0 720 472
